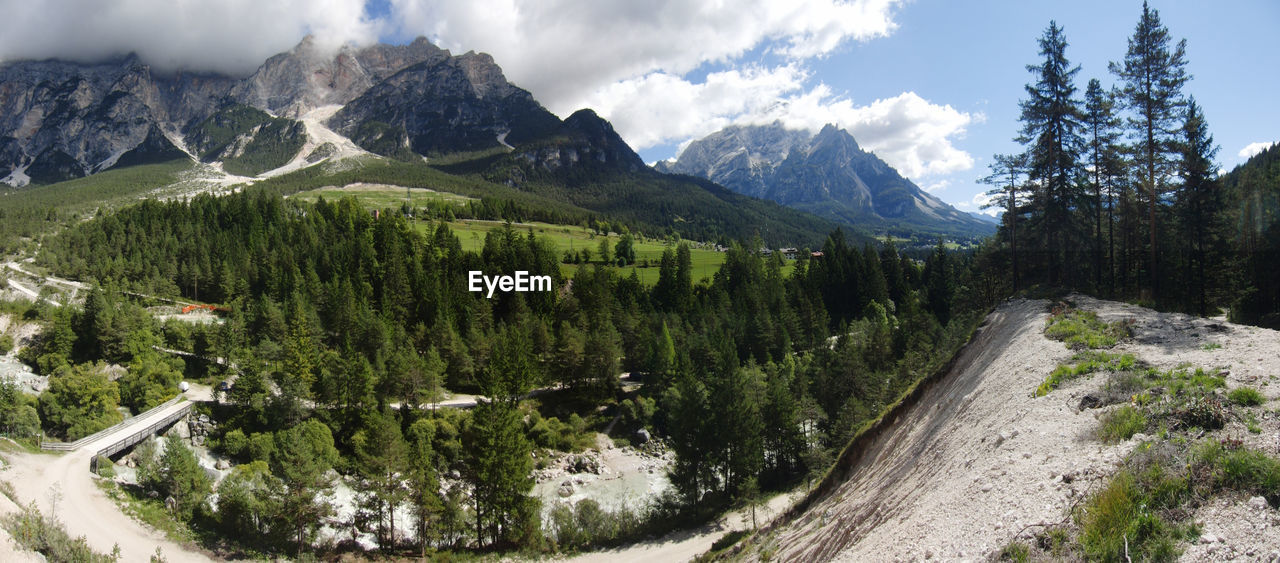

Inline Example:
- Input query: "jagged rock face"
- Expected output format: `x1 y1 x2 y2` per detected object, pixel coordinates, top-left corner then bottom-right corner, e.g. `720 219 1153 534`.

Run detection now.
329 50 562 157
0 56 236 185
0 58 161 183
0 36 454 186
0 35 640 187
233 36 449 115
663 122 993 236
659 122 810 199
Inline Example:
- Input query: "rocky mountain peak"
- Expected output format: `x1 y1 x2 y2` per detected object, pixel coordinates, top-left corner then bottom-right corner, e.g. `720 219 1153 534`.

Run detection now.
455 51 513 99
663 121 994 237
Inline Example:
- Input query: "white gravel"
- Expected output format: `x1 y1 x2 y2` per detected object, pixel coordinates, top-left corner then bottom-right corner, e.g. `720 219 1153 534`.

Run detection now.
750 296 1280 563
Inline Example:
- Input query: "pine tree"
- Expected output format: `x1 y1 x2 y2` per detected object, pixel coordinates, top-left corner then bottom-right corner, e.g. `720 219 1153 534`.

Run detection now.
157 436 212 521
981 153 1030 291
924 239 955 326
1109 0 1190 300
1018 21 1083 285
406 418 442 557
271 419 339 554
467 325 539 547
354 411 410 552
1173 97 1221 316
1083 79 1125 295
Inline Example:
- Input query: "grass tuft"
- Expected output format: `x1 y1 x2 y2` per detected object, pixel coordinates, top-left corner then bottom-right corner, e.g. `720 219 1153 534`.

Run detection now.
1099 405 1148 443
1227 387 1265 407
1036 351 1138 397
1044 305 1131 350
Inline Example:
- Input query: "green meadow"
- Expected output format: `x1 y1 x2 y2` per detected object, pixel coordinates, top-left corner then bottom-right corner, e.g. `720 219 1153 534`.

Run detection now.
289 182 477 208
290 182 804 285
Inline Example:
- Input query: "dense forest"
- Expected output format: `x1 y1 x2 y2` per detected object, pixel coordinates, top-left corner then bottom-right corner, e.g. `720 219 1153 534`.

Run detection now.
4 184 994 555
980 1 1280 326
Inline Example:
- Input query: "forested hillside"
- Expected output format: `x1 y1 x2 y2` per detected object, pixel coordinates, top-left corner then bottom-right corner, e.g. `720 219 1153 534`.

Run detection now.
10 186 993 555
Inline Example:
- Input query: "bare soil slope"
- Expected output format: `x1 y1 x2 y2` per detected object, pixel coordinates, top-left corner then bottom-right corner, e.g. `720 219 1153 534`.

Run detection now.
752 297 1280 562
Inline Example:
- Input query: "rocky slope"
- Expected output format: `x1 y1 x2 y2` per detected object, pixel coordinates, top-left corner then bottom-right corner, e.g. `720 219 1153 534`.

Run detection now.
0 56 234 184
328 50 562 157
0 36 535 186
740 296 1280 562
659 122 994 238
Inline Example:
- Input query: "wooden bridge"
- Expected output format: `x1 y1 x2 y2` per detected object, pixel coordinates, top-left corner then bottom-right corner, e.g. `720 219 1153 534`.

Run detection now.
41 394 194 471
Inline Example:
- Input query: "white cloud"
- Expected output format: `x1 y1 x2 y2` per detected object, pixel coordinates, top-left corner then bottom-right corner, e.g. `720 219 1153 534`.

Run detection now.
388 0 903 116
923 180 950 193
1239 141 1277 160
0 0 381 75
580 65 811 150
0 0 971 181
585 67 978 179
954 191 998 216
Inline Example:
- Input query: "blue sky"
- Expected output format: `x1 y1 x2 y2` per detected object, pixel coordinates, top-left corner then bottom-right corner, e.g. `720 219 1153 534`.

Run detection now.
619 1 1280 215
2 0 1275 215
810 0 1280 214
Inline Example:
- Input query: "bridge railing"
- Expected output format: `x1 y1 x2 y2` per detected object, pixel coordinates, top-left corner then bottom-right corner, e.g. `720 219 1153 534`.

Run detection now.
41 395 187 452
90 402 194 472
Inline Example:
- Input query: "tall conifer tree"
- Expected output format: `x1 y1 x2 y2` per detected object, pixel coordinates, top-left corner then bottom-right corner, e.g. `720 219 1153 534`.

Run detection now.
1109 1 1190 299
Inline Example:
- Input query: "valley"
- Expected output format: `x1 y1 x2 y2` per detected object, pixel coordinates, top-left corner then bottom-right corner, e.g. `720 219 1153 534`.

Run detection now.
0 2 1277 561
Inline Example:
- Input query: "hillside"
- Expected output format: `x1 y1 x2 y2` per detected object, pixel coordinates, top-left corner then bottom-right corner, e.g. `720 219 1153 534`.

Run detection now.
736 296 1280 561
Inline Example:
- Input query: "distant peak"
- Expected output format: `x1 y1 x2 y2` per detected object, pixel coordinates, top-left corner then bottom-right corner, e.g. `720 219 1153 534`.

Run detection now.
564 108 610 133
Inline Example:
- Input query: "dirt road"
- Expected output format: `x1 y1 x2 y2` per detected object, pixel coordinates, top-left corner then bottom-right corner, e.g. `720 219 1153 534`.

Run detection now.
1 389 215 562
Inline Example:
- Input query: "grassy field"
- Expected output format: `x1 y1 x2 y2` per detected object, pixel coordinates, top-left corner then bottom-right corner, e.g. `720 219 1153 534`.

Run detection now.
289 182 477 208
289 182 800 285
421 218 743 285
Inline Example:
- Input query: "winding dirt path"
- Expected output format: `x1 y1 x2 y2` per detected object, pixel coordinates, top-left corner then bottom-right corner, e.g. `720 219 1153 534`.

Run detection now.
1 390 216 562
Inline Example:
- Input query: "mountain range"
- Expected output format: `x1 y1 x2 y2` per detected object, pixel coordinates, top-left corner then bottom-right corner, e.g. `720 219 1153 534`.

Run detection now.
0 35 977 245
657 122 994 237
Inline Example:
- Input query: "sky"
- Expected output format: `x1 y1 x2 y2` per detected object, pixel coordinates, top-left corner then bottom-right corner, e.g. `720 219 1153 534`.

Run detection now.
1 0 1276 216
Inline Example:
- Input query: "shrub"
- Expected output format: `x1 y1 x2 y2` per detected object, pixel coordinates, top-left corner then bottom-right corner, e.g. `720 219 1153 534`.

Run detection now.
1164 395 1226 431
1228 387 1265 407
1077 471 1181 562
1194 440 1280 502
998 541 1030 562
220 428 248 458
0 504 117 562
38 363 123 440
1036 351 1138 397
548 499 647 552
1099 406 1147 443
95 456 115 478
247 432 275 462
1044 307 1130 350
0 333 13 355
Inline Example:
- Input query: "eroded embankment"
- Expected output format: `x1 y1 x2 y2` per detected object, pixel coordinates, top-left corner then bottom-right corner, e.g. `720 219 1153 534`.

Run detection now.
743 296 1280 562
747 296 1111 560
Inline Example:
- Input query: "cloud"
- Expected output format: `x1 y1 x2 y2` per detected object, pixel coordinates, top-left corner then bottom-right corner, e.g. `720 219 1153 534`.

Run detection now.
0 0 970 180
585 67 978 179
580 65 811 150
1239 141 1277 160
388 0 902 116
0 0 381 75
923 180 950 194
953 191 998 216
